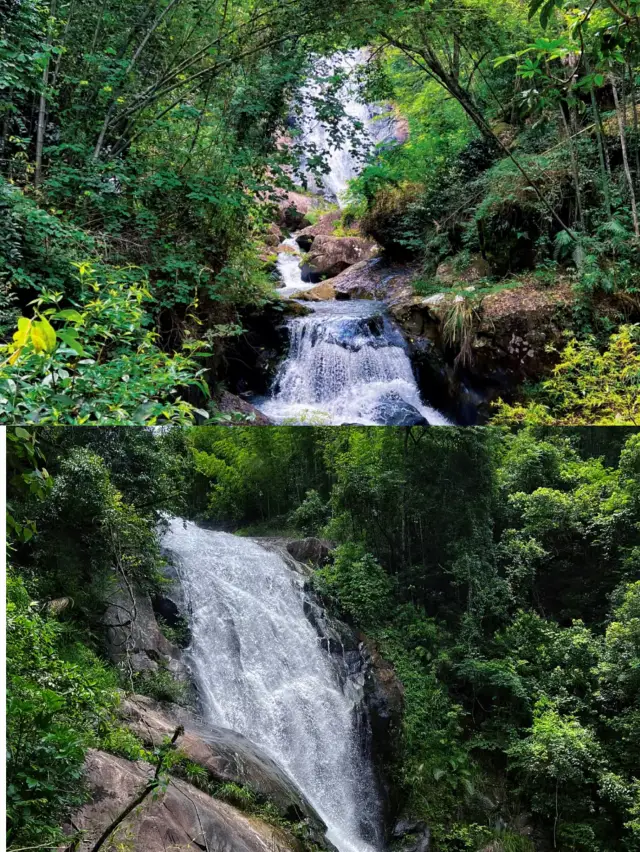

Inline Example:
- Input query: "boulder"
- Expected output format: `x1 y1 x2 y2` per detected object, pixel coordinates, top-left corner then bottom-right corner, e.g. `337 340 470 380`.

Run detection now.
216 391 273 425
263 224 283 247
292 281 336 301
64 750 304 852
118 694 322 826
372 392 429 427
286 538 335 566
102 577 189 682
332 261 382 301
302 236 377 281
295 212 343 250
277 191 315 229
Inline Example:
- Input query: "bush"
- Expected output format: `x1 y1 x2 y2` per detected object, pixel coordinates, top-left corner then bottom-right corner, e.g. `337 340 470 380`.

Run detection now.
0 262 210 424
6 573 119 847
132 667 190 706
315 543 395 627
494 325 640 426
289 489 330 536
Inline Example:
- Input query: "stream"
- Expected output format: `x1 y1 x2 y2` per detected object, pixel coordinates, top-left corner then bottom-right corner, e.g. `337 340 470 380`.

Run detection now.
252 54 450 426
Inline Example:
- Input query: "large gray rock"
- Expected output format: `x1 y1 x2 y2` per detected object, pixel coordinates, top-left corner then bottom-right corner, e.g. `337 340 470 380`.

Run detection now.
332 261 379 300
286 538 335 566
371 391 429 427
102 576 188 682
118 694 324 828
302 236 377 282
64 750 303 852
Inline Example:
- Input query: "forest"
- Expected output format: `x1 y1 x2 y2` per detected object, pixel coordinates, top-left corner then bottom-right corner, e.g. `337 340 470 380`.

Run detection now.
6 425 640 851
1 0 640 425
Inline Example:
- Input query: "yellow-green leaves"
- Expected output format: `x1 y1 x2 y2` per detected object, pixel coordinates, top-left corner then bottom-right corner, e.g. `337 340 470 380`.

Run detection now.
9 316 57 364
30 317 57 354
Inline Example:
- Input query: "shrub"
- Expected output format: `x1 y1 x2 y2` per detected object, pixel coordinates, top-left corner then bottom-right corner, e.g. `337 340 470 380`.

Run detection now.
315 543 395 627
493 325 640 426
132 667 190 706
0 262 210 424
289 489 330 536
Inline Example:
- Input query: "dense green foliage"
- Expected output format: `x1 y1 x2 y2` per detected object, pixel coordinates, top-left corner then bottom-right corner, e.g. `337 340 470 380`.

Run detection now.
6 426 192 847
7 425 640 850
2 0 640 421
341 0 640 420
188 425 640 851
0 0 370 421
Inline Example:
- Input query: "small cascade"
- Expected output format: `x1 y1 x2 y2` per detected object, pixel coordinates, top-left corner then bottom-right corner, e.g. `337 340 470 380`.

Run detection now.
161 521 383 852
256 301 449 425
276 237 315 298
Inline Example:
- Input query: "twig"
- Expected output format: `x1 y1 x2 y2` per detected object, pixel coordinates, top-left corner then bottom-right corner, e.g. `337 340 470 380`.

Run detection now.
87 727 184 852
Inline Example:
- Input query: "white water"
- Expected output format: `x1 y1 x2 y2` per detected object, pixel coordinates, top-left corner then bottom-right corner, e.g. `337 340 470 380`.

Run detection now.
276 237 314 298
298 51 397 205
264 53 449 425
162 520 382 852
257 301 450 425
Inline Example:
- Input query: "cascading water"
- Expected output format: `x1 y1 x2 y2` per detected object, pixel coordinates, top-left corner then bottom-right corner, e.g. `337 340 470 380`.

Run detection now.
298 50 397 205
263 52 449 425
162 519 382 852
276 237 317 298
256 301 450 425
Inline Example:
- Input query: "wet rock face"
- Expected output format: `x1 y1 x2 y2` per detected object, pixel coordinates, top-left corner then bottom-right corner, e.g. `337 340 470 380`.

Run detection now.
119 695 325 828
294 578 405 832
65 750 306 852
102 576 189 682
392 819 431 852
372 391 430 427
302 235 378 281
286 538 335 566
222 302 309 398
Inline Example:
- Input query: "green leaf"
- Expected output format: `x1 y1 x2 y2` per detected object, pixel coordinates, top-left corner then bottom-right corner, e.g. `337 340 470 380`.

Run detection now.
57 329 86 356
54 309 84 323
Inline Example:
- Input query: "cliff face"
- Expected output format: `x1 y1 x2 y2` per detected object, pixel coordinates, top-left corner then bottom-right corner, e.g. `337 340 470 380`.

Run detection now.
65 536 406 852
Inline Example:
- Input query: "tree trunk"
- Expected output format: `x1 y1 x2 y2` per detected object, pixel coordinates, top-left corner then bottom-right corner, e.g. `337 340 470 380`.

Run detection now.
35 0 56 188
611 73 640 237
560 104 584 230
378 33 577 241
627 63 640 187
93 0 184 159
589 79 612 218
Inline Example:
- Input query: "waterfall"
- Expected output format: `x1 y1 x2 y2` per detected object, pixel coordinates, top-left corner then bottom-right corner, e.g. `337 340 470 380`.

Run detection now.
256 301 450 425
276 237 316 298
162 520 382 852
262 53 449 425
298 50 397 205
